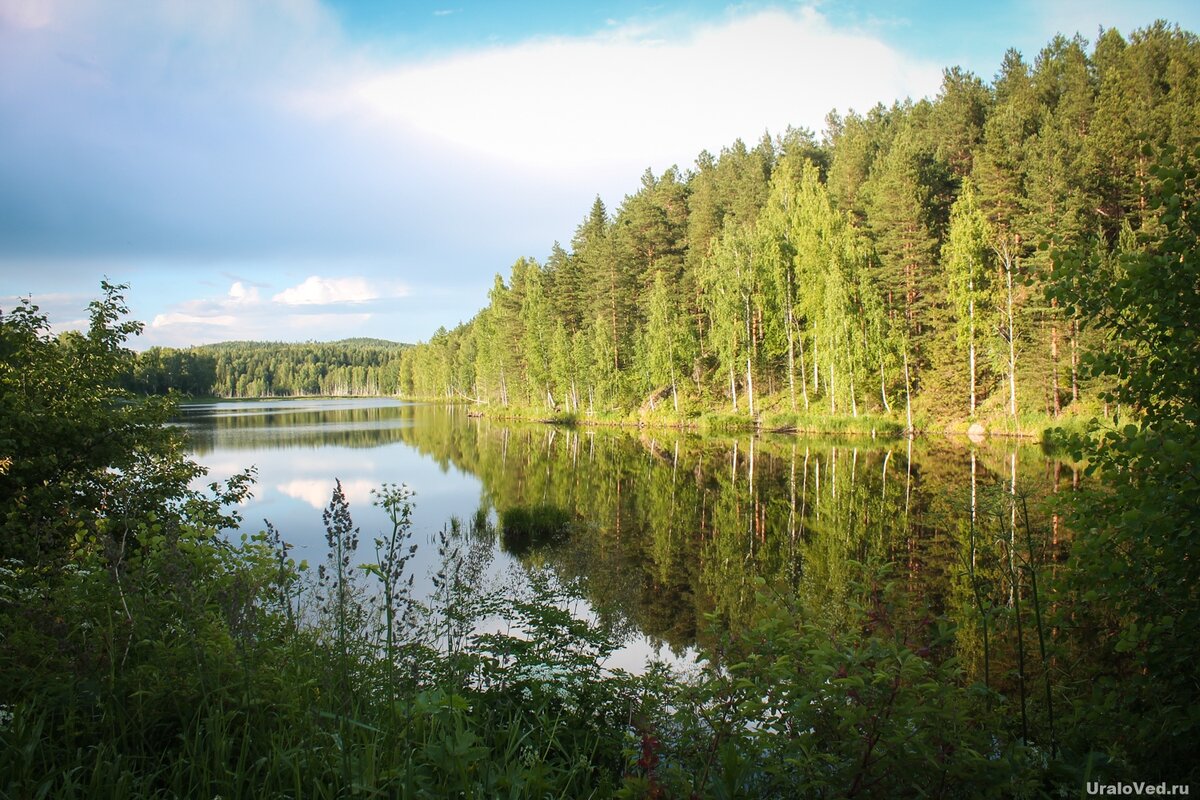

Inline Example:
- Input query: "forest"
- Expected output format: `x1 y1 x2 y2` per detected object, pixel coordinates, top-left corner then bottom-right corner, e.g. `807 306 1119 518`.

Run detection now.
124 338 407 398
391 23 1197 435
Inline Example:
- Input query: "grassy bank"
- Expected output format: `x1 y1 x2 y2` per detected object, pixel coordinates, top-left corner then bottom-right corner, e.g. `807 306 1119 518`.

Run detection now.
170 388 1110 444
448 397 1105 444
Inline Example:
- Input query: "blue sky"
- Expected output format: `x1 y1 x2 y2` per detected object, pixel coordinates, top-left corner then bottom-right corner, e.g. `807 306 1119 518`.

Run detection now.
2 0 1198 348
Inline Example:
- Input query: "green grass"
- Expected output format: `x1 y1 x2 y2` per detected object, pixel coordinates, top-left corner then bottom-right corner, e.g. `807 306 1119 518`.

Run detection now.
760 410 905 437
695 411 757 433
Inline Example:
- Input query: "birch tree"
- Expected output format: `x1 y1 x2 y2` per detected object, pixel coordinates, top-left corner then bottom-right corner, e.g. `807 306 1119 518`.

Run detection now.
945 178 995 416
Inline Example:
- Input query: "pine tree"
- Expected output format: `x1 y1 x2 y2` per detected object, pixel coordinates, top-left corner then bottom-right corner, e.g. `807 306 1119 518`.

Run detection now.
930 67 991 179
826 104 894 226
864 116 949 394
1024 34 1097 415
572 197 627 370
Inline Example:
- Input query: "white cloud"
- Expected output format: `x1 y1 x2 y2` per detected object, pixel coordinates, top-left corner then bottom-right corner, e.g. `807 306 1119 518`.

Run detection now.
140 275 412 347
274 275 381 305
151 311 237 328
227 280 260 305
148 279 268 344
151 279 262 330
278 477 375 510
292 7 943 175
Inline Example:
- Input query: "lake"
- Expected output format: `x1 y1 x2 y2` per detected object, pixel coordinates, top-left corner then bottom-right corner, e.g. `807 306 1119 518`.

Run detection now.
177 398 1074 674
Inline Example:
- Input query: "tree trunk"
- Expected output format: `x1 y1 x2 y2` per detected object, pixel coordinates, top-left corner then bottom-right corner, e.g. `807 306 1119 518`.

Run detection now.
829 360 836 415
880 360 890 412
746 353 755 418
850 368 857 418
744 296 755 418
968 280 976 416
729 358 738 413
786 287 797 412
1001 243 1018 421
904 349 913 435
812 330 819 393
1070 318 1079 403
798 328 810 410
1050 308 1061 417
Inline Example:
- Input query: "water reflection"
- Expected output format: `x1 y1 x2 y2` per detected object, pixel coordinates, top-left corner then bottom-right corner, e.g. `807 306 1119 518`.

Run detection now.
180 400 1074 671
178 398 417 451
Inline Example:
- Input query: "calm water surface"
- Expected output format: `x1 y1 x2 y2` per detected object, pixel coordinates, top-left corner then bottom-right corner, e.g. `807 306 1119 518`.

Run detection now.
177 399 1074 671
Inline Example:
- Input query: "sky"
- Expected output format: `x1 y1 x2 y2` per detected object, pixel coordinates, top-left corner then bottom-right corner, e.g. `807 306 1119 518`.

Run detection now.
2 0 1198 349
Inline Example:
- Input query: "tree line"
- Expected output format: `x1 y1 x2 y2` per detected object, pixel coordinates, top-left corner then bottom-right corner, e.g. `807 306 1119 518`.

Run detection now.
124 338 407 398
397 23 1199 430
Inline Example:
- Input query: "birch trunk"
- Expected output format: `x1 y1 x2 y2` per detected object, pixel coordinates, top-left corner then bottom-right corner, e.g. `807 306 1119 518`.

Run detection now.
968 278 976 416
786 274 797 411
744 296 755 417
880 361 890 412
729 358 738 413
903 349 913 435
801 331 810 409
850 369 857 418
1004 246 1018 420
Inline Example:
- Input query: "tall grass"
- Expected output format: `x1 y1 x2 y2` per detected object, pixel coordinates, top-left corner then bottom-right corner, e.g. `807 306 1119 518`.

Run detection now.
1 480 1062 798
0 482 643 799
760 410 905 437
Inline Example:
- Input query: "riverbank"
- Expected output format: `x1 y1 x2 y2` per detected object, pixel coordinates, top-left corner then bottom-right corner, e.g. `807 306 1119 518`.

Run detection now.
172 391 1106 445
443 398 1105 445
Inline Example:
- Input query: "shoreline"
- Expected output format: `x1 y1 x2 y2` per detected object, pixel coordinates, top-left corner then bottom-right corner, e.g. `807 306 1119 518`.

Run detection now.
172 393 1092 444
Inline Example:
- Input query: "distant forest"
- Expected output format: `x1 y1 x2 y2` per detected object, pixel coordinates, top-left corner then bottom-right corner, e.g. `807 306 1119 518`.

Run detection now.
123 339 406 398
134 24 1200 428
